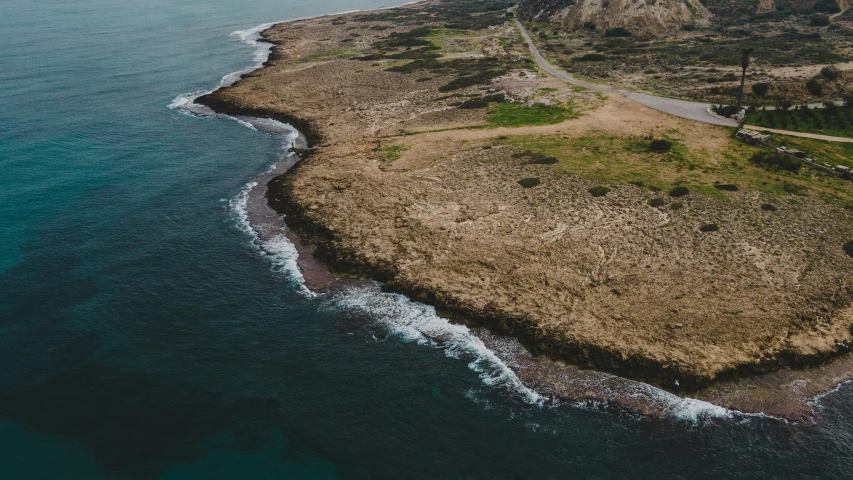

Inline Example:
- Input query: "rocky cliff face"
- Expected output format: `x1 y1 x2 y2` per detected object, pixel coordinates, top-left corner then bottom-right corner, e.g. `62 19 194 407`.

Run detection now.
519 0 710 35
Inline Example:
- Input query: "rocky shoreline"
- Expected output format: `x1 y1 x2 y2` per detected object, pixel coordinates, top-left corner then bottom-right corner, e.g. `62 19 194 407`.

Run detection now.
197 0 853 418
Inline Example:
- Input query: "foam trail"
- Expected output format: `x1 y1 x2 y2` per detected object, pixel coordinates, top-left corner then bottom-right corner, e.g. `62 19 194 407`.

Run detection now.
228 177 305 290
324 285 544 405
168 22 275 113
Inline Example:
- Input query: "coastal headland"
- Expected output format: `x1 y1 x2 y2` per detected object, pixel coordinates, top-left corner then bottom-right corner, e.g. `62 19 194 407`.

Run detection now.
198 0 853 399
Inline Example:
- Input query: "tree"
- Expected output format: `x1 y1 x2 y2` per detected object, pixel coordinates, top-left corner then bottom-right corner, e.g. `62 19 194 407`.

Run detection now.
735 48 753 115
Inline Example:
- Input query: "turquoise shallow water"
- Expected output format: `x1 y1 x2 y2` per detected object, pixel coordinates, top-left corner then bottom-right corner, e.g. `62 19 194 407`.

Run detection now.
3 0 853 478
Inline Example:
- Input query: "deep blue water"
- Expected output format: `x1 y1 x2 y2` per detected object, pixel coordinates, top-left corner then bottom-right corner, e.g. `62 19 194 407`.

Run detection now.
3 0 853 478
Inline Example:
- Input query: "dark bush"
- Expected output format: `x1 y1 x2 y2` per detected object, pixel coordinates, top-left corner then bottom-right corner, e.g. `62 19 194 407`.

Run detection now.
669 186 690 197
713 105 739 117
604 27 632 37
809 14 831 26
649 139 672 153
527 155 559 164
844 241 853 257
821 65 840 80
576 53 606 62
648 198 666 207
458 99 489 109
761 203 777 211
813 0 841 13
751 83 770 96
438 69 507 92
806 79 824 95
749 151 802 173
480 93 507 103
518 177 541 188
588 186 610 197
782 182 807 194
714 184 738 191
671 202 684 210
700 224 719 232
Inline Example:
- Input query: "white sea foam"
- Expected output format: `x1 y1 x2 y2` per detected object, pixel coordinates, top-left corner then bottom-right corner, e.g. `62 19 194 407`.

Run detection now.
324 285 544 405
229 182 300 282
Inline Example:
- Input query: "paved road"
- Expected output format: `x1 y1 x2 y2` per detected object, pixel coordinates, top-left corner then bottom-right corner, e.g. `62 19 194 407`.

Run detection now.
514 18 740 127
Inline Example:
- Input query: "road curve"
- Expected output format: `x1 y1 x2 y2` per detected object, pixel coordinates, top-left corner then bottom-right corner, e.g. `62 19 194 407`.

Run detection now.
514 18 740 128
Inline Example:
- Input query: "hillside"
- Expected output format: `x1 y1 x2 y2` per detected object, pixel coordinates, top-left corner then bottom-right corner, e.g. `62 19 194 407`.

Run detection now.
518 0 709 35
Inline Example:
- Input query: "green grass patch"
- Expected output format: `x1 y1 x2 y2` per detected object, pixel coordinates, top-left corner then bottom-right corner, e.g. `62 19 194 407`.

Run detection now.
376 145 407 162
491 132 853 204
486 102 578 127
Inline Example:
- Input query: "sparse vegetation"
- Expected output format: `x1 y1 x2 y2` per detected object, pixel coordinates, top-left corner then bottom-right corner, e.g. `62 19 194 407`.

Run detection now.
748 104 853 138
748 151 802 173
761 203 777 211
671 201 684 210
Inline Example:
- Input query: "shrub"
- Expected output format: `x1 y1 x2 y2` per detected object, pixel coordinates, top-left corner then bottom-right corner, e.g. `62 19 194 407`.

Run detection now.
844 241 853 257
761 203 777 211
648 198 666 207
527 155 559 165
518 178 541 188
671 202 684 210
806 78 824 96
714 184 738 191
669 186 690 197
649 139 673 153
713 105 739 117
576 53 606 62
604 27 632 37
782 182 807 194
588 186 610 197
809 15 831 26
751 83 770 96
749 151 802 172
821 65 840 80
437 67 507 92
458 99 489 109
813 0 841 13
700 224 719 232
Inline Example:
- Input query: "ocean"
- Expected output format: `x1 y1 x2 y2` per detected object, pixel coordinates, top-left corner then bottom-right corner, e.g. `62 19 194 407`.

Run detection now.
2 0 853 477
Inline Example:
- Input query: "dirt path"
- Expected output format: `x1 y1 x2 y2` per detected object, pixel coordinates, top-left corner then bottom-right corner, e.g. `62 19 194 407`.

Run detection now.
743 125 853 143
